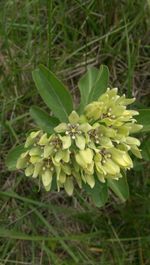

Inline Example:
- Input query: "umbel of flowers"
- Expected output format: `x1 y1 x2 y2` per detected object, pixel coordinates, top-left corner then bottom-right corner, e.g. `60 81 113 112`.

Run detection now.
16 88 142 196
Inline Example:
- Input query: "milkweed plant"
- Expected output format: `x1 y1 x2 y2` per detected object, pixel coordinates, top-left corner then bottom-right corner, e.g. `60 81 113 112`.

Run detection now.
6 64 148 207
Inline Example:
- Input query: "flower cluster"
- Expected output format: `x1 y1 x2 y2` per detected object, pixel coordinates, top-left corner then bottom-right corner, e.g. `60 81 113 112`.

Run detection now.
16 88 142 195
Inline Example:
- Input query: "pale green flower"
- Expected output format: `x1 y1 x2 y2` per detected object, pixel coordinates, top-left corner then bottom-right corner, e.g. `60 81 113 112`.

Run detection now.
64 177 74 196
54 111 91 150
130 145 142 159
42 169 53 189
94 148 120 176
110 148 133 168
25 164 34 177
32 162 43 178
75 148 93 169
16 151 30 169
16 88 143 195
128 123 143 134
24 131 42 148
44 135 61 156
84 173 95 188
85 101 104 120
38 133 49 145
115 94 136 106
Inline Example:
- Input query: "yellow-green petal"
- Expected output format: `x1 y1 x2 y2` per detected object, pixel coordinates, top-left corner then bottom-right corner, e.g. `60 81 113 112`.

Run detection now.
64 177 74 196
30 156 41 164
125 137 140 146
44 145 53 158
79 123 92 132
61 164 71 175
55 166 61 179
54 123 67 133
75 148 93 168
45 184 51 191
68 111 79 124
29 147 41 156
62 149 70 163
42 170 52 187
96 171 105 183
38 133 49 145
85 174 95 188
102 159 120 175
33 162 43 178
25 165 34 176
86 162 94 174
61 135 71 149
95 162 106 175
73 171 82 188
16 156 28 169
75 135 85 150
85 101 103 120
99 137 113 148
25 131 41 147
129 123 143 133
110 148 133 168
55 150 63 163
130 146 142 159
59 171 66 184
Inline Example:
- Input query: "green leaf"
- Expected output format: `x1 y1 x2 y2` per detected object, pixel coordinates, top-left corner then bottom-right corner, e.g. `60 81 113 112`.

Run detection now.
88 65 109 102
78 65 109 113
136 109 150 133
141 137 150 161
108 174 129 202
78 67 98 112
32 65 73 122
6 145 25 171
30 106 59 134
83 178 108 207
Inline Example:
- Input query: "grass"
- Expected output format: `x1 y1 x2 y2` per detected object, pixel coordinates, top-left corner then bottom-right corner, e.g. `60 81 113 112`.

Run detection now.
0 0 150 264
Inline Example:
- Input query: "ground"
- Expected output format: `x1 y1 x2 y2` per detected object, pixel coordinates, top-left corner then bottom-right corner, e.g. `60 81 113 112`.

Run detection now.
0 0 150 264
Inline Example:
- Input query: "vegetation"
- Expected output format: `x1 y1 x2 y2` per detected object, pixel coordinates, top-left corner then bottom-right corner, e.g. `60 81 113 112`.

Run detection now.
0 0 150 264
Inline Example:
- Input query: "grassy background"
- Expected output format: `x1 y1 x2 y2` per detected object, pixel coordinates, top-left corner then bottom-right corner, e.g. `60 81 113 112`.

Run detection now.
0 0 150 264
